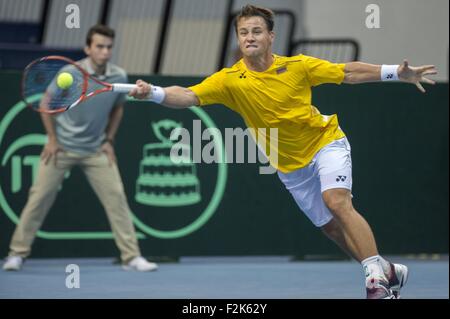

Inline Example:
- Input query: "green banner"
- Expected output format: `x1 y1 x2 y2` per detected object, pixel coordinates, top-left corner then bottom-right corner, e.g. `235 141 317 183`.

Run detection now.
0 71 448 258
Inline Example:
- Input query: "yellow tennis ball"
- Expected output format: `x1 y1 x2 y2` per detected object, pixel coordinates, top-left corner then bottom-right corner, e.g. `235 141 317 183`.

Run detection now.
57 72 74 90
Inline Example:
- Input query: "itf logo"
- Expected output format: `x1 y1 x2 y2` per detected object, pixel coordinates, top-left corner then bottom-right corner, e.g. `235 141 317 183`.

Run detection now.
0 98 46 231
0 96 76 240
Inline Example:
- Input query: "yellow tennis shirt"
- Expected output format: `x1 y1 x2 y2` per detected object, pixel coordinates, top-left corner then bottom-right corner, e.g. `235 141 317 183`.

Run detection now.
189 54 346 173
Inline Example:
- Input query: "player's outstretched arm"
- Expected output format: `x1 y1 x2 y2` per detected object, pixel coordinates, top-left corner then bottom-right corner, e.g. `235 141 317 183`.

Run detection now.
343 60 437 93
128 79 199 108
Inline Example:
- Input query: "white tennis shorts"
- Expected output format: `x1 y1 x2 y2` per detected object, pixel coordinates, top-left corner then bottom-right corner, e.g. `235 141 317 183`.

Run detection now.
277 137 353 227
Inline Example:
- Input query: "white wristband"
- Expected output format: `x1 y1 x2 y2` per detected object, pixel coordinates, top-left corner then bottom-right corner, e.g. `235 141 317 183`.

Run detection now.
381 65 399 81
149 85 166 103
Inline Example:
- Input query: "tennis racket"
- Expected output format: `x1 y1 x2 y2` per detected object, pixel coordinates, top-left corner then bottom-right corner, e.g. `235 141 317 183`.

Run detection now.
21 55 138 114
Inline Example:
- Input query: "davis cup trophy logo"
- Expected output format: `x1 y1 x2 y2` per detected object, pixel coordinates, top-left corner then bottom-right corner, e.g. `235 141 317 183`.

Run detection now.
135 120 201 207
129 104 228 239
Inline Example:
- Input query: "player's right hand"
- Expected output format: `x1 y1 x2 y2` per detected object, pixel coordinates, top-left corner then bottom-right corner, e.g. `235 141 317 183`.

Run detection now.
41 139 63 165
129 79 151 99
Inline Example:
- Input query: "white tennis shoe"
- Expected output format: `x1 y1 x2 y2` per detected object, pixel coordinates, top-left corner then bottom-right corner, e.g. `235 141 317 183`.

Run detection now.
122 256 158 272
388 263 409 299
3 256 24 271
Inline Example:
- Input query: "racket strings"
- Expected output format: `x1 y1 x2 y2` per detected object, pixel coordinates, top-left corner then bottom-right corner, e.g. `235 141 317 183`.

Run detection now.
85 77 106 96
23 59 85 112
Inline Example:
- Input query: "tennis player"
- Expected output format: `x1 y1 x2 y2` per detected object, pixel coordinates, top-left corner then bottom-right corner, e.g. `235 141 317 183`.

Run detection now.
130 5 437 298
3 25 157 272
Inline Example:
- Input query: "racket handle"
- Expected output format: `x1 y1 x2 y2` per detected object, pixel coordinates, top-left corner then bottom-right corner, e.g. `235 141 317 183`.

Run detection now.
111 83 137 93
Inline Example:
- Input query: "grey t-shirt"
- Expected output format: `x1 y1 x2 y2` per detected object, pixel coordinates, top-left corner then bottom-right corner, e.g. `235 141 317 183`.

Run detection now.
54 58 128 154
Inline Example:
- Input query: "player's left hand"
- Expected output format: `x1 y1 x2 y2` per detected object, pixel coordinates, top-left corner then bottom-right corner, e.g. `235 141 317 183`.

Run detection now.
398 60 438 93
101 141 117 166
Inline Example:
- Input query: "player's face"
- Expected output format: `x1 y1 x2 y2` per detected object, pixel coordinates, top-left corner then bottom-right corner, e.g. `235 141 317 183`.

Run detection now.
84 34 114 67
237 16 274 58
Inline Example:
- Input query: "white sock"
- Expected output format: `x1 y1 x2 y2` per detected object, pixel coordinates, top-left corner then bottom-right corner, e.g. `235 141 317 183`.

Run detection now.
361 255 387 282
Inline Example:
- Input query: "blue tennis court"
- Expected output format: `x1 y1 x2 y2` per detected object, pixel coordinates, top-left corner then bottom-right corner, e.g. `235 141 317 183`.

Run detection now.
0 256 447 299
